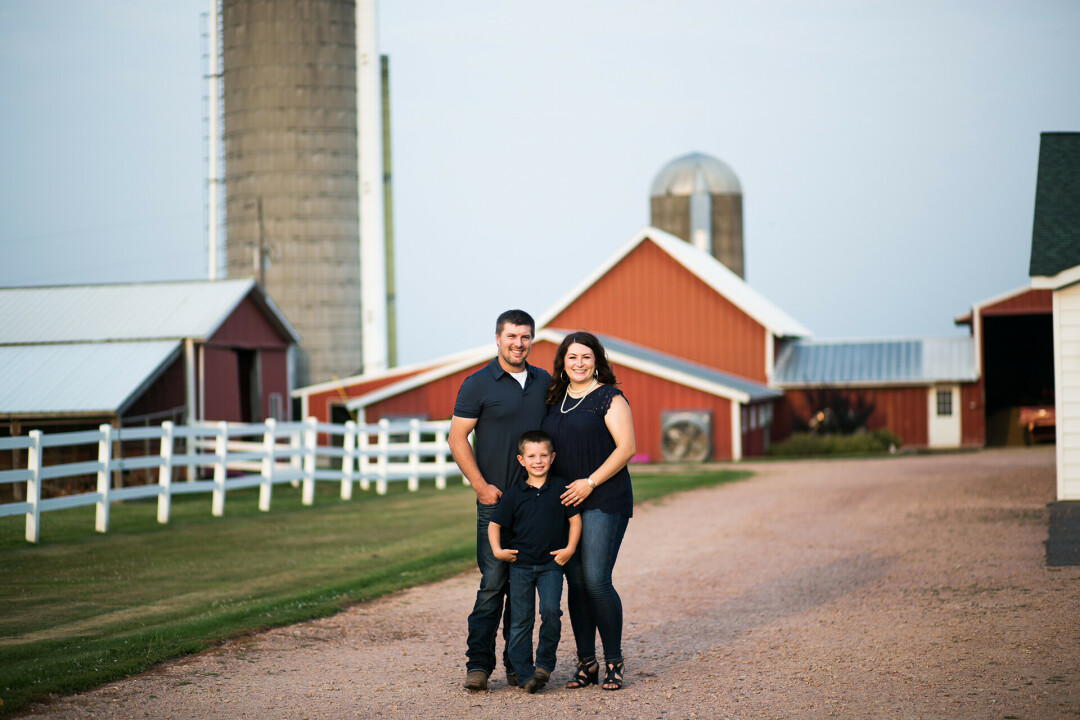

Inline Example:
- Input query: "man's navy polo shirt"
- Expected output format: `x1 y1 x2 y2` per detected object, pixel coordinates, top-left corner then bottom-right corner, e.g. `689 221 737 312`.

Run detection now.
491 475 579 565
452 358 551 492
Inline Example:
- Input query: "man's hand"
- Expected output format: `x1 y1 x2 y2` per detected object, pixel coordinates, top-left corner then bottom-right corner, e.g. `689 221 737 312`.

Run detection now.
476 482 502 506
551 546 575 566
493 548 518 563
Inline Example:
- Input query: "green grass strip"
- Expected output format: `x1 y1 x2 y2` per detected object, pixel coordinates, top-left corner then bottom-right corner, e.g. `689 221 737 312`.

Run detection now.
0 468 749 713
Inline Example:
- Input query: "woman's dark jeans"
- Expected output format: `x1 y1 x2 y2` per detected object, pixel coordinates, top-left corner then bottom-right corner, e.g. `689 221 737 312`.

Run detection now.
564 509 629 662
507 560 563 684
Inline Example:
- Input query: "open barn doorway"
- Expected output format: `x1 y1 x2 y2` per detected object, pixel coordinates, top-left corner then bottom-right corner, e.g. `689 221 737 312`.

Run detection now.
983 313 1054 445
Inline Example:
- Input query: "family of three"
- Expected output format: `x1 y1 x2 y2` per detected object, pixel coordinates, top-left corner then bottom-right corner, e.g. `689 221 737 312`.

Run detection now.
448 309 636 694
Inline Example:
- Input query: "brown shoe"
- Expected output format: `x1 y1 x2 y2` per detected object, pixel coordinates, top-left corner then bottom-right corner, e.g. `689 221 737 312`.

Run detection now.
463 670 489 691
524 668 550 694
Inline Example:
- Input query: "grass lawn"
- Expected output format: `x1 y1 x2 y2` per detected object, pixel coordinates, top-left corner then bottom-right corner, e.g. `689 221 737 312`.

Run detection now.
0 467 749 714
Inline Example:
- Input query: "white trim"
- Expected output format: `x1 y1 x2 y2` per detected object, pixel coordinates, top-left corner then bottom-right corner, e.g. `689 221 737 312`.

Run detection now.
954 282 1036 324
765 333 775 381
536 226 811 338
730 402 742 461
1033 265 1080 290
344 328 763 412
1053 290 1065 500
292 347 482 398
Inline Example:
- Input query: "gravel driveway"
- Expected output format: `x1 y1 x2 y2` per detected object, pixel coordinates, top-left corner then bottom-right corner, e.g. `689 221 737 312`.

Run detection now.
17 447 1079 719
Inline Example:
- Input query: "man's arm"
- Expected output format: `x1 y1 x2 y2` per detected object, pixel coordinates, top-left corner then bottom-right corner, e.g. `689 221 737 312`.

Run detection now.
449 415 501 505
487 520 517 562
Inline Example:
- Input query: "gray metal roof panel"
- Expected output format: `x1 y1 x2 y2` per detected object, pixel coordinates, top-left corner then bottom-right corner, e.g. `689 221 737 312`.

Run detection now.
773 337 976 386
0 341 181 414
595 333 783 402
0 279 258 344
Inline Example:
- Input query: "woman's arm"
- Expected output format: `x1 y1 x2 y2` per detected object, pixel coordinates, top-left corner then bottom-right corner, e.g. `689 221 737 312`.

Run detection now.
561 394 636 506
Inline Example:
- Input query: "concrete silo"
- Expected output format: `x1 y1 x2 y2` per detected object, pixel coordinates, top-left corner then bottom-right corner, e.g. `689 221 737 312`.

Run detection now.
650 152 745 278
221 0 377 387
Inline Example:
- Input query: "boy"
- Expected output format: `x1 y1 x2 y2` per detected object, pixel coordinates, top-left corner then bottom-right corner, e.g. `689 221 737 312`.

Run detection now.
488 430 582 693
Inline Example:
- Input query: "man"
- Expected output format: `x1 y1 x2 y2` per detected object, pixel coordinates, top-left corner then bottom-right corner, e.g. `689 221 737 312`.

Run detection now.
449 309 551 692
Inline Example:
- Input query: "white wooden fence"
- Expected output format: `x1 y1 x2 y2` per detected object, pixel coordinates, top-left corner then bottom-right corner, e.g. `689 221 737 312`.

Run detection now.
0 418 462 543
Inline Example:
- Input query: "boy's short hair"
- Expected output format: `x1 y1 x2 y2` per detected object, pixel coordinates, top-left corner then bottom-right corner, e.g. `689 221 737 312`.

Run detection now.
517 430 554 455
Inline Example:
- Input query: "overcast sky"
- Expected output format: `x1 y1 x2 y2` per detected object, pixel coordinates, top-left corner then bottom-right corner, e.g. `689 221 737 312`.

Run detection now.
1 1 1078 367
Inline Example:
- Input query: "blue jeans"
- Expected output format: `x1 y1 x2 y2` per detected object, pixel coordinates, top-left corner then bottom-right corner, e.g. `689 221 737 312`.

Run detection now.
465 502 514 676
507 560 564 685
564 509 628 662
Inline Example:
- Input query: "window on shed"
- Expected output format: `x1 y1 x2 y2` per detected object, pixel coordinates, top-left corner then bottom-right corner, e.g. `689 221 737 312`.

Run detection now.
936 389 953 417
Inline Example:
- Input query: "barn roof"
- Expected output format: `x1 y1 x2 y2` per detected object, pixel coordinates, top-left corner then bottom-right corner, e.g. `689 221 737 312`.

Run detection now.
343 328 781 412
0 278 299 345
0 341 181 415
772 336 977 387
537 227 812 339
1029 132 1080 284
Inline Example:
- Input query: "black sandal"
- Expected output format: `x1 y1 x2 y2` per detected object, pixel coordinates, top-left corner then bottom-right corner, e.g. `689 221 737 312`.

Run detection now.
565 657 598 689
602 659 624 690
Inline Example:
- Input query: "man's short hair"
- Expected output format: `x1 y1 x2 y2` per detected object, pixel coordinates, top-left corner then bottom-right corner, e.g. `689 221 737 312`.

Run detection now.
517 429 554 454
496 309 536 336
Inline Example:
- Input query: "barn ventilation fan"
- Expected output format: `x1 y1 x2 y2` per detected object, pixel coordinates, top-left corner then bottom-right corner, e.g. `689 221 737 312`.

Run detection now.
660 411 712 462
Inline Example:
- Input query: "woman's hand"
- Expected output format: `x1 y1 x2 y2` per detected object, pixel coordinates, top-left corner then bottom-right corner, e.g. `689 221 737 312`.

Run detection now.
561 478 594 507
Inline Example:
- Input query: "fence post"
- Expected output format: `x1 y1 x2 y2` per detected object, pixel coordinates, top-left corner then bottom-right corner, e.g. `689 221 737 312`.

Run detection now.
260 418 276 512
464 429 474 485
302 417 317 506
290 426 303 488
435 425 448 490
25 430 42 543
407 418 420 492
341 420 356 500
157 421 174 524
95 424 112 533
358 419 371 492
376 418 389 495
212 421 228 517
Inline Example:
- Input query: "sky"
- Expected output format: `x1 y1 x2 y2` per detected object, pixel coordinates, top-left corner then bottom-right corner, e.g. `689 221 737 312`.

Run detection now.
1 1 1078 368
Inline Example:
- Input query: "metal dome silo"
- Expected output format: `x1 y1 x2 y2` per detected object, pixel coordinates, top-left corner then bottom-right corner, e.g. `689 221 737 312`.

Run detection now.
650 152 745 278
221 0 363 387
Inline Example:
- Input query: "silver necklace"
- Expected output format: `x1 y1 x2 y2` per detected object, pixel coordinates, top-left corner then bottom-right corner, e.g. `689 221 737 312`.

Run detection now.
560 379 597 414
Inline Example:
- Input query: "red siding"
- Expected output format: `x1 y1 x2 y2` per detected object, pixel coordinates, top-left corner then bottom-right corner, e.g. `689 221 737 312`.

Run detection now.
260 349 290 420
961 379 986 446
203 346 242 422
980 288 1052 317
304 367 435 423
208 294 291 348
546 239 769 382
783 387 930 447
123 353 187 420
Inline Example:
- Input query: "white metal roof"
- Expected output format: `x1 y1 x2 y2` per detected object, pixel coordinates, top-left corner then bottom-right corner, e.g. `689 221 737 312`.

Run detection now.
0 341 181 415
537 226 812 339
772 336 977 387
0 279 294 344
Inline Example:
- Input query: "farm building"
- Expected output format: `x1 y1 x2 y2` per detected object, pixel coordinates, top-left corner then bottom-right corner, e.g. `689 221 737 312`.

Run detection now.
297 226 980 460
0 278 300 437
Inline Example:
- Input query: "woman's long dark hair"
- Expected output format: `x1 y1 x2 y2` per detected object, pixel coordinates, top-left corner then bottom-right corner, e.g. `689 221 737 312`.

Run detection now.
545 331 619 406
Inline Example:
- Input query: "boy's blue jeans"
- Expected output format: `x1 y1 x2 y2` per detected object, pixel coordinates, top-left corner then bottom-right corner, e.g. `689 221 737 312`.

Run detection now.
507 559 564 685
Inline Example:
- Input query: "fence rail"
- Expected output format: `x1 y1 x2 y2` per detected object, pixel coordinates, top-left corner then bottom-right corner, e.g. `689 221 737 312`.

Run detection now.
0 418 463 543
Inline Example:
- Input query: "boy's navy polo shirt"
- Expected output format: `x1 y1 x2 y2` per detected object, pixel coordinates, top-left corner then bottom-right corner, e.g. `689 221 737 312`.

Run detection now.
452 358 551 491
491 475 579 565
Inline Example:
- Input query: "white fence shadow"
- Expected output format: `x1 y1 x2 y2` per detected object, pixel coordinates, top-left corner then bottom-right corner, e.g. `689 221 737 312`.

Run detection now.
0 418 463 543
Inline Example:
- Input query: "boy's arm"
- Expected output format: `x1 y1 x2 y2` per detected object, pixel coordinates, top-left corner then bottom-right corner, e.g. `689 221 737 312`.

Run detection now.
551 514 581 566
487 521 517 562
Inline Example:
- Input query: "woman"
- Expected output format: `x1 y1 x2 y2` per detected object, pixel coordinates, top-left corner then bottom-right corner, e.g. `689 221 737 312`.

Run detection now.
540 331 635 691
